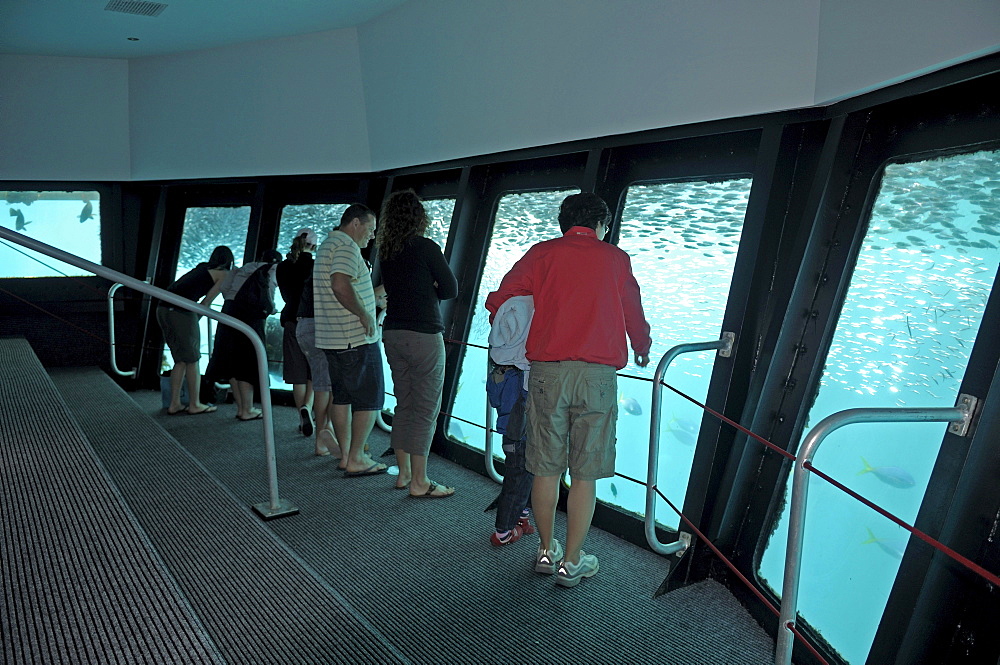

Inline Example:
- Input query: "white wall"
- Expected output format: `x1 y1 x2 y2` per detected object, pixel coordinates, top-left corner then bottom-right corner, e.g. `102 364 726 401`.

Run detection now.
1 1 998 182
816 0 1000 103
358 0 822 170
128 29 371 180
0 55 130 181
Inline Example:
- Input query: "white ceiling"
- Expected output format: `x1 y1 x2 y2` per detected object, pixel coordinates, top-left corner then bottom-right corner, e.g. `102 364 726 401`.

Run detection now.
0 0 412 59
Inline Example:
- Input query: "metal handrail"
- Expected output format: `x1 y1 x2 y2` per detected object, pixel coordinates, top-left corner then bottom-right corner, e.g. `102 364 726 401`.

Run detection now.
646 332 735 555
107 282 136 378
374 308 392 433
484 381 503 484
0 227 297 520
774 400 975 665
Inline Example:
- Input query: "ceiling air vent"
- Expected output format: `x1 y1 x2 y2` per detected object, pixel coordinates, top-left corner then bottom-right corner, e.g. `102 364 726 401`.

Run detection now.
104 0 168 17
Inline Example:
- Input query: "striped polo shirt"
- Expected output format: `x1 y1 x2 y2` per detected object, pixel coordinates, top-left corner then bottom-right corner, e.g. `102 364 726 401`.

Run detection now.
313 230 378 349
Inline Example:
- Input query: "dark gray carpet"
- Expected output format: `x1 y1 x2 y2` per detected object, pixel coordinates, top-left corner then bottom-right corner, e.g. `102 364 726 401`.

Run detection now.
50 367 409 665
0 338 221 665
118 371 776 664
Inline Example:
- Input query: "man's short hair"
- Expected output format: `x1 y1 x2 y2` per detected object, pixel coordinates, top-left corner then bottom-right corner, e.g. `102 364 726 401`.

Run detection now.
558 193 610 233
339 203 375 229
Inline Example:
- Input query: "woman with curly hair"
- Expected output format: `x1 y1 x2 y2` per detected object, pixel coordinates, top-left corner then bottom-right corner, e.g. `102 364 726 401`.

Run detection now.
377 190 458 498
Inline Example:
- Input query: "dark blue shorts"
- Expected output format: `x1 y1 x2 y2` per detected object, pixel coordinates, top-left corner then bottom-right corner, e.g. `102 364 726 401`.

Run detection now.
322 343 385 412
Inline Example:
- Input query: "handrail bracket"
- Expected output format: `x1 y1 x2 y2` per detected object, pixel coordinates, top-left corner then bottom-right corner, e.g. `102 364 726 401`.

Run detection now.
948 393 977 437
718 331 735 358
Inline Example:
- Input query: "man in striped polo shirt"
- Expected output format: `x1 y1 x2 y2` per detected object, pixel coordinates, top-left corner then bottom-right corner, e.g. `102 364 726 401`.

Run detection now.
314 203 388 476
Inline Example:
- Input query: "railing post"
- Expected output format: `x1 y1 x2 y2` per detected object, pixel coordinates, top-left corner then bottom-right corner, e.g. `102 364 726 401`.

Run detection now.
645 332 734 555
107 283 137 378
0 227 298 520
774 402 973 665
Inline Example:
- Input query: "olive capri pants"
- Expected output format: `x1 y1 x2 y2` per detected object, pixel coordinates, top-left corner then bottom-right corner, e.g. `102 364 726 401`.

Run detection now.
382 329 445 456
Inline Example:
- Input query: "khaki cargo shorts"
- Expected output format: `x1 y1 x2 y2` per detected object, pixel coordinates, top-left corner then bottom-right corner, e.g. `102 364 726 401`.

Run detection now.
525 360 618 481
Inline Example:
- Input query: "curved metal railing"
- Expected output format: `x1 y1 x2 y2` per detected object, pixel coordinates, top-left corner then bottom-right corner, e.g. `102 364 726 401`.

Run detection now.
774 400 975 665
646 332 734 555
107 282 136 378
0 226 297 520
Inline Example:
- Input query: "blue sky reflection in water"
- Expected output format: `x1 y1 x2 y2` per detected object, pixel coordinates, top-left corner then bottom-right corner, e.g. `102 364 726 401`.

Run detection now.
758 149 1000 664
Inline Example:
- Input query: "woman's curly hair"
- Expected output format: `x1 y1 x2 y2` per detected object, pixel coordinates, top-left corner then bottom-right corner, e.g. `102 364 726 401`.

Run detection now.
377 190 428 261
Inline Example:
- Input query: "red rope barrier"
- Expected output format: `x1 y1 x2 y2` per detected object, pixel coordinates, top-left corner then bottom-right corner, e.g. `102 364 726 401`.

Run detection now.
660 379 795 460
804 461 1000 588
615 471 831 665
659 376 1000 589
443 337 489 350
441 410 489 431
437 339 998 593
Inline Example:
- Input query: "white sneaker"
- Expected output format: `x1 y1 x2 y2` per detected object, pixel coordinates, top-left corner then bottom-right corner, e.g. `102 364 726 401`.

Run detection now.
534 539 564 575
555 551 599 588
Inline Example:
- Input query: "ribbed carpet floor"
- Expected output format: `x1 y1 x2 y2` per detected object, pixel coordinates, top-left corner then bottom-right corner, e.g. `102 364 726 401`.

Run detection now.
53 365 776 665
49 367 408 665
0 339 220 665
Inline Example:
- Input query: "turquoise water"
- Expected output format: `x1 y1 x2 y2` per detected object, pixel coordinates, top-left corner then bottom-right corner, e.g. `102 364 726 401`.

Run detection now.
1 191 101 278
757 149 1000 663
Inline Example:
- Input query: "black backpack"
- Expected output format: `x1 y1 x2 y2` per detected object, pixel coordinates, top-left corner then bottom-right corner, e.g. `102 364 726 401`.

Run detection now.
234 263 275 319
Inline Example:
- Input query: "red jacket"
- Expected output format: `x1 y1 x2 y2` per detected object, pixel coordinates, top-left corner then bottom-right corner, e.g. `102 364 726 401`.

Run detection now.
485 226 652 369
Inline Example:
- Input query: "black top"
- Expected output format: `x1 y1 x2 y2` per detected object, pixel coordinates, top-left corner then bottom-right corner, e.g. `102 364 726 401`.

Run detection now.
166 263 214 302
275 254 313 324
296 275 314 319
379 236 458 334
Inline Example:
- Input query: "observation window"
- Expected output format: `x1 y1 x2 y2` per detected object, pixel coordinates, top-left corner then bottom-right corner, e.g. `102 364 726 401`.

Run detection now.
450 189 577 449
757 149 1000 664
1 190 101 279
380 197 456 417
267 204 350 389
163 206 251 375
612 179 750 524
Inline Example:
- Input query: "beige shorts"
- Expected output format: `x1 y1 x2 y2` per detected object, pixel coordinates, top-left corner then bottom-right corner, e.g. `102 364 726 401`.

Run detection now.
525 360 618 481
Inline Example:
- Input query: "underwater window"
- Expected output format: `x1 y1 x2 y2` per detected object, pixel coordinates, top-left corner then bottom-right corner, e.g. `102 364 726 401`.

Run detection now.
164 206 252 376
267 204 351 389
450 189 578 450
611 178 750 524
379 197 456 417
757 149 1000 664
1 190 101 279
423 197 456 254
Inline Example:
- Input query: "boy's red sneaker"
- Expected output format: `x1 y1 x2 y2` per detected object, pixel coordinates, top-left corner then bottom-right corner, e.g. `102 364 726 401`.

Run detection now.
491 525 524 546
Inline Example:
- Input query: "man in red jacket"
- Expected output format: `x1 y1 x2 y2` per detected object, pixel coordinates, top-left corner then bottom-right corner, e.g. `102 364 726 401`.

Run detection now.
486 192 652 588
